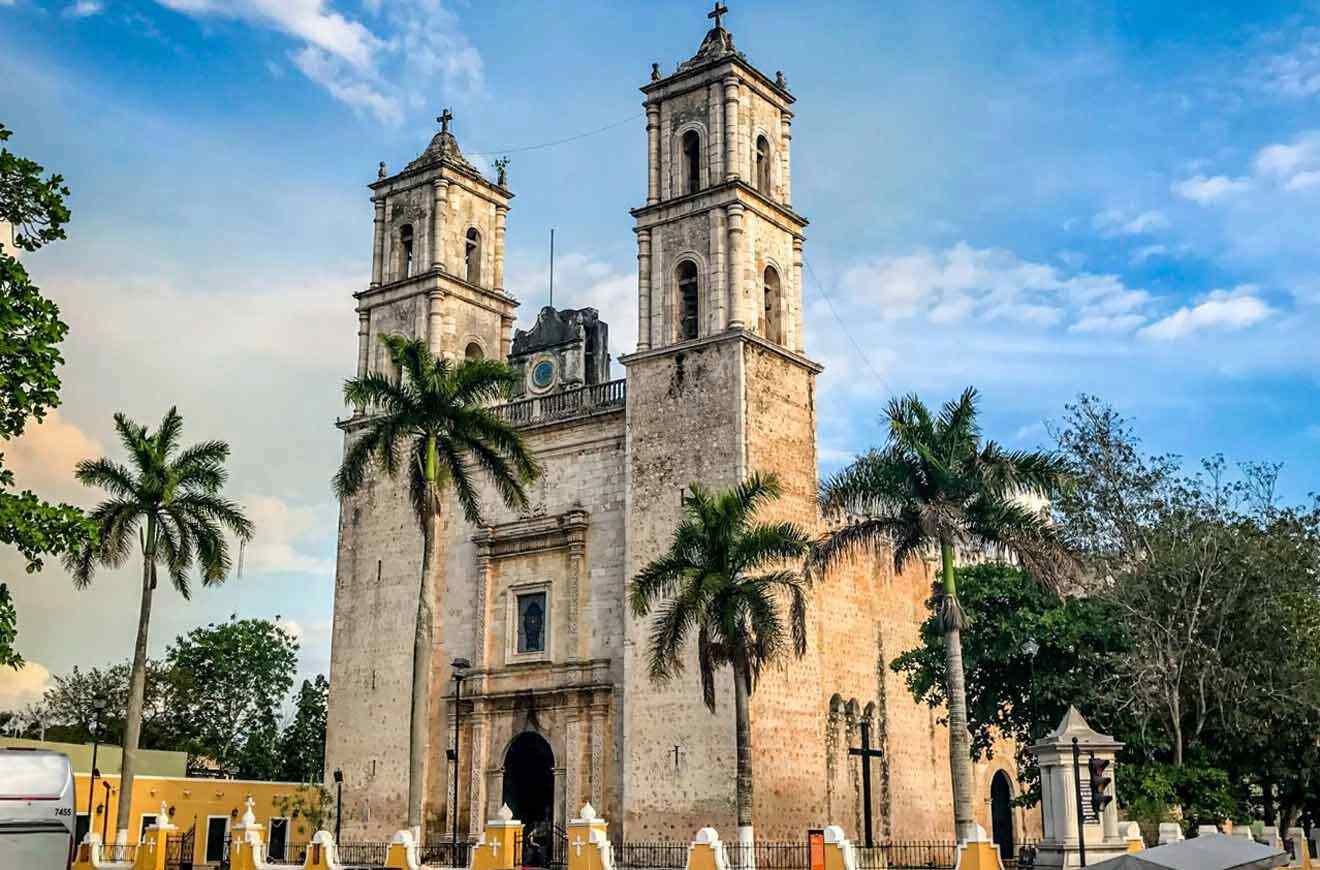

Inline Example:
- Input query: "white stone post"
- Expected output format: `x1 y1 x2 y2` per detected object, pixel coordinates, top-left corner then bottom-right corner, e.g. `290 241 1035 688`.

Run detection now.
1027 707 1126 869
723 76 740 181
727 203 746 329
645 104 661 205
636 229 652 350
371 198 386 287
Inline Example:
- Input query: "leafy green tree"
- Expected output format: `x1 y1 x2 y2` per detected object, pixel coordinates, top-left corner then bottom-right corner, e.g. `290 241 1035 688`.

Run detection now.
813 388 1074 840
0 123 95 668
891 562 1128 803
334 335 538 829
163 617 297 776
274 784 335 838
630 472 811 840
280 675 328 783
40 659 175 747
64 410 253 834
0 584 19 669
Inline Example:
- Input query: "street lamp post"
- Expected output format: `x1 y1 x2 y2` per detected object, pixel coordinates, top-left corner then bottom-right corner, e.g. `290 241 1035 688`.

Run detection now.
1022 638 1042 834
449 658 471 851
101 781 113 843
86 698 108 837
333 769 343 844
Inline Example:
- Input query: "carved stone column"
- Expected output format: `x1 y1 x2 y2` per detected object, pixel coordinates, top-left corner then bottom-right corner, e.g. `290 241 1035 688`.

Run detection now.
588 701 606 810
710 207 727 332
356 310 370 380
468 713 488 838
780 112 793 207
645 104 661 205
566 713 583 821
428 289 446 357
494 205 508 290
727 203 747 328
792 235 805 353
562 510 588 660
636 230 652 351
431 179 448 272
723 76 741 181
473 535 493 671
708 81 723 182
500 315 516 359
371 198 386 287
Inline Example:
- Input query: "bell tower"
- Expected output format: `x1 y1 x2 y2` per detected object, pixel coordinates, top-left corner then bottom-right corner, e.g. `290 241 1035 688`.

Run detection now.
632 1 806 352
620 3 826 838
355 110 518 380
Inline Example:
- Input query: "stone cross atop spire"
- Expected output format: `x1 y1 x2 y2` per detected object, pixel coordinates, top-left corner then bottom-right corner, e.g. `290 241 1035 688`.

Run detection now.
707 1 728 28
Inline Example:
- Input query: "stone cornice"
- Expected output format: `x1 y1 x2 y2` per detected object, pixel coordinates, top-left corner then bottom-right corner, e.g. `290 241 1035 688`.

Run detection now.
631 179 808 231
619 327 824 375
353 268 519 314
641 55 794 108
471 507 590 560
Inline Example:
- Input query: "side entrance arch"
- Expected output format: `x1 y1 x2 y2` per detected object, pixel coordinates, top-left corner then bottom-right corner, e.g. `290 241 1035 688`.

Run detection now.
990 770 1016 860
502 731 556 865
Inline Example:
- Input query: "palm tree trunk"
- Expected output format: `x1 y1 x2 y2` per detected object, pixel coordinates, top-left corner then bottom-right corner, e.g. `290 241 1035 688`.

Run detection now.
408 493 439 834
733 652 755 857
116 516 156 839
940 541 976 842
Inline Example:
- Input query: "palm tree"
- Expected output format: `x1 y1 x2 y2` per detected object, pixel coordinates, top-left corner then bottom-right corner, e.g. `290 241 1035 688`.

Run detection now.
333 334 538 832
64 407 253 838
812 387 1074 842
630 472 811 848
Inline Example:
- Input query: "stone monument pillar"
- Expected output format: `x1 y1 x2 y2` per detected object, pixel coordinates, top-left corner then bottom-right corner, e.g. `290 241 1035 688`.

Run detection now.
1028 707 1127 869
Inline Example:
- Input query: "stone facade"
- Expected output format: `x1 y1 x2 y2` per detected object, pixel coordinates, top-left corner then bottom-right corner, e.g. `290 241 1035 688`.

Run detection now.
325 14 1037 850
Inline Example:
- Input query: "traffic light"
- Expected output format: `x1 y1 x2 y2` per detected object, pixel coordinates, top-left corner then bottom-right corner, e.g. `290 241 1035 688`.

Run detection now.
1088 755 1113 816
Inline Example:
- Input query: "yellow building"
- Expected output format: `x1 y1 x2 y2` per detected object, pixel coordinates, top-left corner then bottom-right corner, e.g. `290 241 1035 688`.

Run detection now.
2 737 326 865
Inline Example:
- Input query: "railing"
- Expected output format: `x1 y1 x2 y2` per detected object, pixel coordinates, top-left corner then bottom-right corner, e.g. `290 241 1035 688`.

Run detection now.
333 841 391 867
611 840 690 869
94 843 141 863
494 379 626 427
726 842 812 869
855 841 959 870
266 839 313 865
419 840 472 868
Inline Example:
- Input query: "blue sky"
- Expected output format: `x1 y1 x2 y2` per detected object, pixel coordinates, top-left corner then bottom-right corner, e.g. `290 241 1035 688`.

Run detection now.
2 0 1319 710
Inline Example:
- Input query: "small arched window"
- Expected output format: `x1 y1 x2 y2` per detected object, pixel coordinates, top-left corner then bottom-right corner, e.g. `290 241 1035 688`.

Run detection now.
465 228 482 285
682 130 701 195
755 136 772 195
763 266 782 344
400 224 415 278
677 261 699 341
465 341 484 361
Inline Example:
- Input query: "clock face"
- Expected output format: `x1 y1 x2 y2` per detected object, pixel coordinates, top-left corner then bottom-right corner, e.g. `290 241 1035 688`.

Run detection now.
532 360 555 389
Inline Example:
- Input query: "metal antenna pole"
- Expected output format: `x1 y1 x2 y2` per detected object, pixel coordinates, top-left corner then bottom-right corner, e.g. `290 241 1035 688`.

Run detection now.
549 228 555 308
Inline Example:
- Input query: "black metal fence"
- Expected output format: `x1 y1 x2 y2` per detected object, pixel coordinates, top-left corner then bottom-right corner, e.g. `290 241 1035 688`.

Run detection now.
165 823 196 870
336 840 391 867
855 841 957 869
420 840 473 867
612 840 691 869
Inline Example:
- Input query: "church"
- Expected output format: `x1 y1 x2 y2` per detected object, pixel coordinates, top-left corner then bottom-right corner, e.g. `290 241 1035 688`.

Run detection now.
324 6 1028 849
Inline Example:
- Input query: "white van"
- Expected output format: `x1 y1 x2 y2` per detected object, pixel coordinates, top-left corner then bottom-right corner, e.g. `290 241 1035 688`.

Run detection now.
0 748 77 870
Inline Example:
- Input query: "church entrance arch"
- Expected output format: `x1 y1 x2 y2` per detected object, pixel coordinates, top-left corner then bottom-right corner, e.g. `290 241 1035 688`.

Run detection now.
503 731 556 861
990 770 1015 860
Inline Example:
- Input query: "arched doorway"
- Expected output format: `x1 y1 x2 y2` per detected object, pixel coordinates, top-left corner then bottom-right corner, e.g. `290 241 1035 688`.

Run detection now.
503 731 555 862
991 770 1015 860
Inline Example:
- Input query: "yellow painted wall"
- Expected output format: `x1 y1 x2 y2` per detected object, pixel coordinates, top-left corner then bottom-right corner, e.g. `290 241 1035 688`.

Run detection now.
73 772 319 865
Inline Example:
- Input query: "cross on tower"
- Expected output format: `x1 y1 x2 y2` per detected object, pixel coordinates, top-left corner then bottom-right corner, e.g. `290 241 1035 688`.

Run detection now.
437 108 454 134
848 721 884 848
707 1 728 28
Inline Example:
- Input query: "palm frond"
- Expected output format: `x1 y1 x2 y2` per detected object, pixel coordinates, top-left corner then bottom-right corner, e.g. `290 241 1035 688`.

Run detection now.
451 358 519 406
732 521 810 572
809 514 919 576
73 458 137 499
155 406 185 459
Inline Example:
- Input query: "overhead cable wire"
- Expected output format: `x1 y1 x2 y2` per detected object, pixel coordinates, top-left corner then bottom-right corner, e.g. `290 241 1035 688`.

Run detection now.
467 113 644 156
803 256 889 393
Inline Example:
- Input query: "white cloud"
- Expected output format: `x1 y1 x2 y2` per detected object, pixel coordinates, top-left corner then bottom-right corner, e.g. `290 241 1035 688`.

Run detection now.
62 0 103 17
3 411 105 504
1131 244 1168 264
840 242 1151 334
1069 313 1147 334
1257 28 1320 98
1138 286 1274 341
1092 209 1169 237
153 0 481 125
239 495 336 576
1252 133 1320 193
1171 174 1251 204
1285 170 1320 192
0 661 52 711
